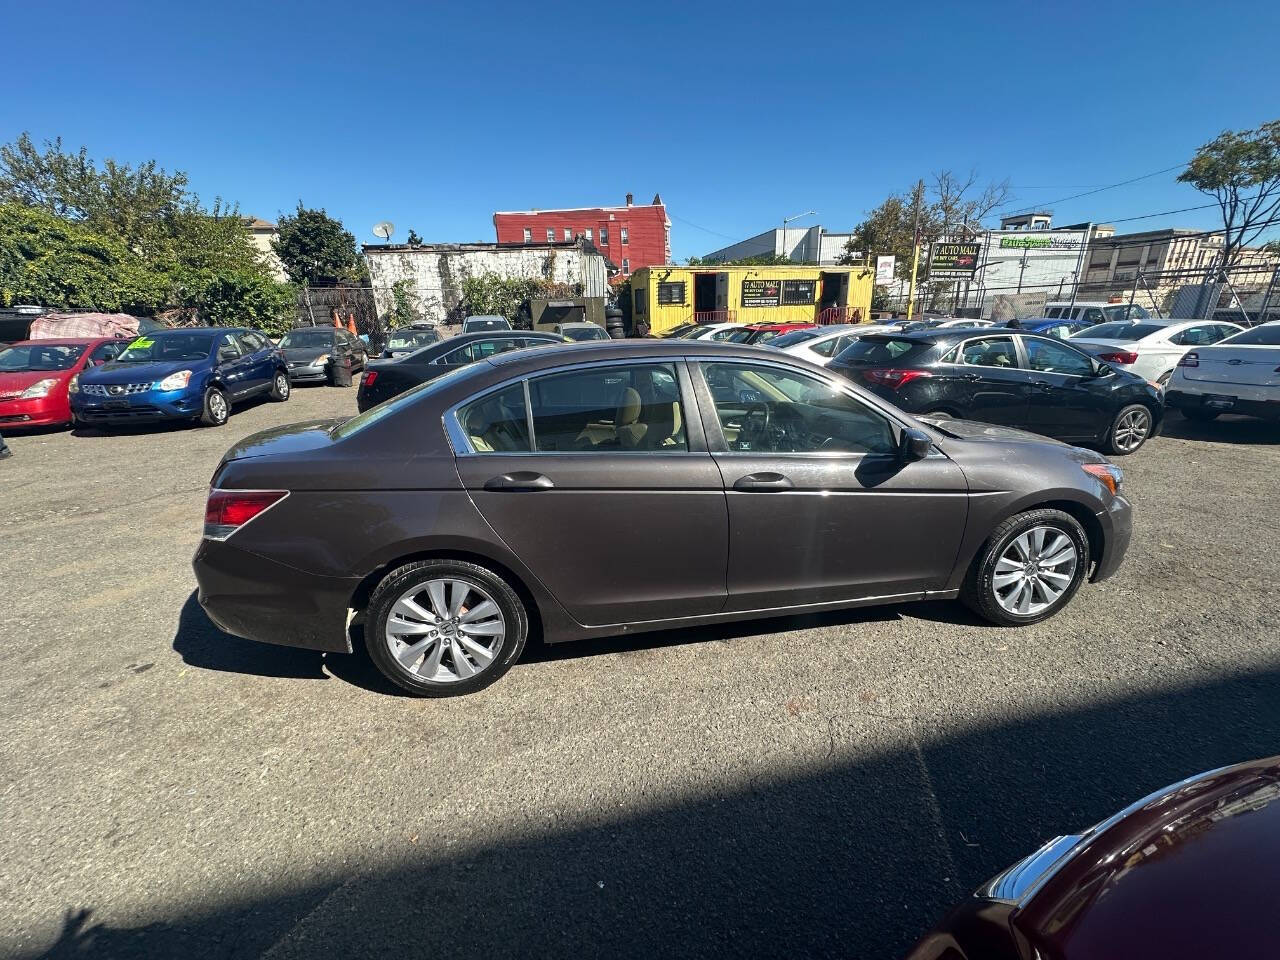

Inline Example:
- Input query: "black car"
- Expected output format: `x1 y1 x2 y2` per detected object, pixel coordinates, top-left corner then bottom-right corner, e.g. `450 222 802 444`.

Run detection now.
357 331 564 411
829 328 1164 455
277 327 367 385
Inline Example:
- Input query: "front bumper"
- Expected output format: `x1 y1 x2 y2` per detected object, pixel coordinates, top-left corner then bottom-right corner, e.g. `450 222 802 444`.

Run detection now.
1166 387 1280 420
0 395 71 428
287 362 331 382
193 536 359 654
1092 493 1132 582
72 387 204 423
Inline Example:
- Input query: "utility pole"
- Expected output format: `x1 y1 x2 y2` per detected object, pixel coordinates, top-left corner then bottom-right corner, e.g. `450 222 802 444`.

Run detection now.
906 179 924 319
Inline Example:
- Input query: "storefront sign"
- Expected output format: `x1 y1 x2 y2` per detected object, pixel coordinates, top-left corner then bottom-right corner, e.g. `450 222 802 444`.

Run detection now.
928 242 981 279
741 279 781 307
875 255 896 284
998 235 1082 250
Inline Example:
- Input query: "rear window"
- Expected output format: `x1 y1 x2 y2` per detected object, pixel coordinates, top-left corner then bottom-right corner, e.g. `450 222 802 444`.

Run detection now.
1221 324 1280 346
768 329 821 348
1076 321 1166 341
834 336 930 365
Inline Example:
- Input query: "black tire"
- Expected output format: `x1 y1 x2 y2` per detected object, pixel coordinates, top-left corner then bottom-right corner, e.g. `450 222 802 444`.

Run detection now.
200 387 230 427
1182 407 1219 422
961 508 1090 627
366 559 528 697
1103 403 1154 455
269 370 291 401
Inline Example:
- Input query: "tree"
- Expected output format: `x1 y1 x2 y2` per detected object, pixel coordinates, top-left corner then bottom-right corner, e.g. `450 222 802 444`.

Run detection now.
273 204 365 286
931 169 1012 238
406 228 423 246
1179 121 1280 269
689 252 792 266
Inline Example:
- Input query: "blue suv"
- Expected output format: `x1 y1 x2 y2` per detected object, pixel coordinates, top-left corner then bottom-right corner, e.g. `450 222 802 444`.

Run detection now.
72 327 291 428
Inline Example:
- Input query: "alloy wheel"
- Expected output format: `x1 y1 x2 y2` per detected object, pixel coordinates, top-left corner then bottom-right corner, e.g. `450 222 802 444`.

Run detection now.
276 374 290 398
209 392 228 422
384 578 506 683
1113 407 1150 453
991 525 1078 616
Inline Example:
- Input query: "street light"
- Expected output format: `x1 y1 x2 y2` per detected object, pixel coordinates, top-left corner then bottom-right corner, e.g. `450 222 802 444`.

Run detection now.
781 210 817 260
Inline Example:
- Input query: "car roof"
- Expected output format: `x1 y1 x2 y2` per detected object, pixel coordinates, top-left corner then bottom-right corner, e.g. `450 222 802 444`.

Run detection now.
557 321 598 328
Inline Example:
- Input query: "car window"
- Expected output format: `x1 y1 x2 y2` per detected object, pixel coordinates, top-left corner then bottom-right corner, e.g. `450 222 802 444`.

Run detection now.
958 336 1018 368
809 336 840 357
1210 324 1241 342
1168 324 1217 346
240 332 268 352
1076 321 1166 341
0 343 88 371
440 343 475 364
702 362 895 455
526 362 687 452
115 332 218 363
88 341 124 364
1081 308 1105 324
769 329 821 348
457 384 531 453
1024 338 1094 376
835 336 929 365
1220 323 1280 346
1045 307 1062 318
716 328 750 342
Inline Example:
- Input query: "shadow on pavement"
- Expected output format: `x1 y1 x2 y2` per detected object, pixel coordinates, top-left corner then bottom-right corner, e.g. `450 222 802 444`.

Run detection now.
23 659 1280 959
1160 412 1280 445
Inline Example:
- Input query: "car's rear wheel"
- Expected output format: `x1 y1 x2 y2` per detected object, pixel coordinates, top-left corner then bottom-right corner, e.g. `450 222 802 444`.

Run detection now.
366 560 528 697
200 387 230 427
1105 403 1153 455
1182 407 1219 421
269 371 291 401
961 509 1090 627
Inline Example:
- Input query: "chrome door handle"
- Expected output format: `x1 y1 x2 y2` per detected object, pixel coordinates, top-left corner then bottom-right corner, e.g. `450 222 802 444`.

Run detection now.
733 472 794 492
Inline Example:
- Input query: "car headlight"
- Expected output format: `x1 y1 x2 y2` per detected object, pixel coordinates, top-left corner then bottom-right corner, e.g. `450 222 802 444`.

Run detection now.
68 374 81 395
1082 462 1123 495
314 353 330 365
157 370 193 391
20 378 59 399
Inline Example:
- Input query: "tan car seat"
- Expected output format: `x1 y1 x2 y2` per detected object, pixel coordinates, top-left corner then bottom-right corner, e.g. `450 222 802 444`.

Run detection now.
614 387 648 449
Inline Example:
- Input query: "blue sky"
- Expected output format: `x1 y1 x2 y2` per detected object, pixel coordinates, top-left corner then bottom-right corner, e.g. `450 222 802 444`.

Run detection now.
4 0 1278 260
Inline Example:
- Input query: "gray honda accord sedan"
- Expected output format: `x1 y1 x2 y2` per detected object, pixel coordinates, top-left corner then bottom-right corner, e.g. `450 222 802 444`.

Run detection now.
194 340 1132 697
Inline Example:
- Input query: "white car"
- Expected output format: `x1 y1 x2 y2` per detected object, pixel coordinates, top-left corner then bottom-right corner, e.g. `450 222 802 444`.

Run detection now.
1070 319 1244 386
767 324 898 365
681 322 748 342
933 318 995 329
1165 321 1280 421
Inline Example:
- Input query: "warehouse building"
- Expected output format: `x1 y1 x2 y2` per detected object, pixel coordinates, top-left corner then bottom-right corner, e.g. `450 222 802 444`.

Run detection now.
701 225 855 266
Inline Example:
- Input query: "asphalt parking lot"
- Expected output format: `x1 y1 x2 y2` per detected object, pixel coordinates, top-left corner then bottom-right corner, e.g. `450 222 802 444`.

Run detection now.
3 387 1280 960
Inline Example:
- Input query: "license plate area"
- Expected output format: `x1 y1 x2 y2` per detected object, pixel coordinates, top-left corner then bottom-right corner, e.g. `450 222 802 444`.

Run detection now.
1204 394 1236 409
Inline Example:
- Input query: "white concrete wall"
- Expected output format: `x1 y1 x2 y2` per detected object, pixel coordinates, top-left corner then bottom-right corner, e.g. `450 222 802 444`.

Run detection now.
363 245 607 322
968 229 1090 315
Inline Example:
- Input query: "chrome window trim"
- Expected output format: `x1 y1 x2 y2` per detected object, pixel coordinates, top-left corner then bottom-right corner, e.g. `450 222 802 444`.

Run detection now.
445 357 697 457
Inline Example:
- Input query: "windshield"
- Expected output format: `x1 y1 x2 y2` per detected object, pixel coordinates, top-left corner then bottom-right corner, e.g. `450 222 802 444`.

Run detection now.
1103 304 1150 322
464 319 509 331
562 326 608 341
768 329 821 348
278 330 334 349
331 363 478 440
1075 321 1166 341
1221 323 1280 346
834 336 931 365
387 330 439 350
0 343 87 372
660 324 697 338
115 332 215 363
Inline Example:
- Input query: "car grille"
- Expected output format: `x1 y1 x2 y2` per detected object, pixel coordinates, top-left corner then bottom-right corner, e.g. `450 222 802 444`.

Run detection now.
77 405 163 420
82 382 153 396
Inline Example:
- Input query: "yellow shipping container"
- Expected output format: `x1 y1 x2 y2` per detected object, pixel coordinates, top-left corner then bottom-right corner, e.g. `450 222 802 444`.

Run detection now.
630 264 874 335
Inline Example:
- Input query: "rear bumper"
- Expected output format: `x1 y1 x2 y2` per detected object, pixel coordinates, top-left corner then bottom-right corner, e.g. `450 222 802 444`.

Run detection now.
0 395 71 428
193 537 358 654
1165 388 1280 419
72 388 204 423
1092 494 1132 582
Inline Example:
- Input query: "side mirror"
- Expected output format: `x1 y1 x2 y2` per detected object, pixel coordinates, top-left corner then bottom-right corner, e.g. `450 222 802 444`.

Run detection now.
898 427 932 462
1092 362 1112 378
218 349 237 363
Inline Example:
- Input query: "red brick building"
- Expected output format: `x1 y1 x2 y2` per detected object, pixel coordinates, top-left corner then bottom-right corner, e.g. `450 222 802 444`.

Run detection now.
492 193 670 275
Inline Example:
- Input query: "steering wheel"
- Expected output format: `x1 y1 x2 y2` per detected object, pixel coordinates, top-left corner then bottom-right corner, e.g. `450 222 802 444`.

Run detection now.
740 402 770 443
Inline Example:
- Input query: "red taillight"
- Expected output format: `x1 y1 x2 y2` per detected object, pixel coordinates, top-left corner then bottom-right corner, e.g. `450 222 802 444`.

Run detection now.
1099 350 1139 365
1178 352 1199 368
204 488 288 540
862 368 933 389
361 370 378 387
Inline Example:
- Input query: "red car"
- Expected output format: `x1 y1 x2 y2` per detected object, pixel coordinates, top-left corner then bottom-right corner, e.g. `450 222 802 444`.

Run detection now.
730 322 818 346
0 337 127 429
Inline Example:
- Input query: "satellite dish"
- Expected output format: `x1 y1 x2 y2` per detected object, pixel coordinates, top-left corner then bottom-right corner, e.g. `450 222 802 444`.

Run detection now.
373 221 395 242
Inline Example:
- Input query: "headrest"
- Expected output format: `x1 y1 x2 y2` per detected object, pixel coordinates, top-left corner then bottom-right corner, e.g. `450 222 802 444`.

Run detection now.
616 387 642 426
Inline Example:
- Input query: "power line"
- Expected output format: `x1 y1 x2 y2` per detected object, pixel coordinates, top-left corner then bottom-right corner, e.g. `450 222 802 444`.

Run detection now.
993 163 1189 218
668 213 747 243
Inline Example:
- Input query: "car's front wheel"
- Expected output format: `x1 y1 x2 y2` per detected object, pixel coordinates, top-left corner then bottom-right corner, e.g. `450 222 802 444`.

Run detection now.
200 387 230 427
269 371 291 401
1104 403 1153 455
366 560 528 697
961 509 1090 626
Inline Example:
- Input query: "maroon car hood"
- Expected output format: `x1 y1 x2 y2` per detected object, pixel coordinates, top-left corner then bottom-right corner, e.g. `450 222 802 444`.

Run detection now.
1018 757 1280 959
